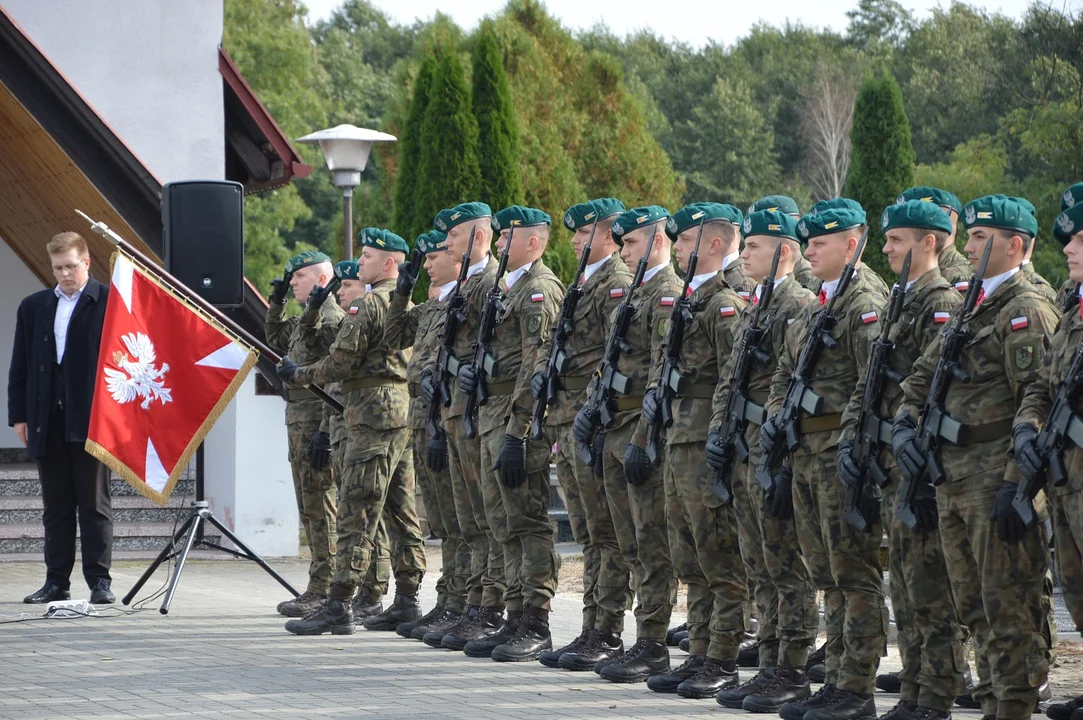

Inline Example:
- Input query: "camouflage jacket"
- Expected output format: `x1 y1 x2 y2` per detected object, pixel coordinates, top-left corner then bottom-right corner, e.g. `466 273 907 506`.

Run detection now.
793 255 818 292
265 297 344 426
641 272 746 445
840 267 960 468
800 264 890 299
294 279 410 432
299 306 347 446
711 275 816 446
532 253 633 426
1056 280 1080 314
484 261 565 438
723 256 754 300
1023 262 1059 305
766 271 888 456
384 294 446 431
939 244 974 292
1015 303 1083 493
899 270 1057 484
446 256 499 420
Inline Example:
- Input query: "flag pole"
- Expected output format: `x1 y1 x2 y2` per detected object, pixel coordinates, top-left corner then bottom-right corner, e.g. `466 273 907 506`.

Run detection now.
74 209 343 414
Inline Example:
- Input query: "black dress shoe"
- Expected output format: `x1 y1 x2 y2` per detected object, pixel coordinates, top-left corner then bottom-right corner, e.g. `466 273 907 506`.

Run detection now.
677 658 740 698
24 582 70 604
88 580 115 605
648 654 705 693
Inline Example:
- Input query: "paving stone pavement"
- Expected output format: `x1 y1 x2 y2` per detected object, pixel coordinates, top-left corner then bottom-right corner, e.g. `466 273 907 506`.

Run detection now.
2 548 930 720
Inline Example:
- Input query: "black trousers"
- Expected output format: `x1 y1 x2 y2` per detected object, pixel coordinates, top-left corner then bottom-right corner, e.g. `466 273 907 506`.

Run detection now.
37 408 113 589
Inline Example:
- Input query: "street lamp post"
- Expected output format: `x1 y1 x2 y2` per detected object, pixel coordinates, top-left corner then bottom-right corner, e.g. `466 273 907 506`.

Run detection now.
296 124 396 260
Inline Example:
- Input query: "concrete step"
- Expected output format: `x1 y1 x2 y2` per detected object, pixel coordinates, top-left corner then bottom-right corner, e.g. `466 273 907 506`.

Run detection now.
0 464 196 498
0 494 191 524
0 521 220 554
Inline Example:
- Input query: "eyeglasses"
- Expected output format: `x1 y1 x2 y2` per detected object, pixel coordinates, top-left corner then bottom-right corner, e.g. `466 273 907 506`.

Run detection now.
51 260 86 276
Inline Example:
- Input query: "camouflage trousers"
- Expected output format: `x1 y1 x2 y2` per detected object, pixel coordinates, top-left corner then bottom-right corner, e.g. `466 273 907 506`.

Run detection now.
938 466 1051 720
1050 485 1083 630
381 434 426 593
736 440 817 668
555 421 633 633
445 416 503 608
881 472 966 711
288 419 337 595
665 441 748 660
480 426 560 612
792 450 888 694
333 436 389 600
414 428 470 613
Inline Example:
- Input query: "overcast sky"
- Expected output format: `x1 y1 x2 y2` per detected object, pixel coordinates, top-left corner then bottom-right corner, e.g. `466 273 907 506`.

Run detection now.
300 0 1044 47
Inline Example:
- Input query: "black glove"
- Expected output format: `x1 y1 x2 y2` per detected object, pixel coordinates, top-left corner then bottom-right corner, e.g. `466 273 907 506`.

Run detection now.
856 482 883 530
591 432 605 477
269 269 293 305
308 431 331 470
420 367 437 405
306 281 336 313
530 372 548 399
891 413 925 483
759 413 784 457
396 260 419 298
624 444 654 486
573 405 595 447
705 430 728 471
276 355 299 384
1013 423 1043 484
837 439 862 489
457 364 478 396
426 429 448 473
495 435 527 488
912 480 939 532
642 388 659 426
989 481 1028 543
767 465 794 519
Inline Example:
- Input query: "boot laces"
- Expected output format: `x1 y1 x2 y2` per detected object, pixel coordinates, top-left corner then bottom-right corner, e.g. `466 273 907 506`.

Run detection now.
613 638 650 665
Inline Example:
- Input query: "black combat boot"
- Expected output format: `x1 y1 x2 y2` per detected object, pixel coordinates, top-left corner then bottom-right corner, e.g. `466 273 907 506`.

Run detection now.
807 641 828 684
679 636 691 652
599 638 670 683
441 606 505 651
738 638 761 668
351 593 384 620
910 707 951 720
1048 694 1083 720
804 689 876 720
363 589 421 631
717 667 776 708
879 700 918 720
464 611 521 658
647 654 705 693
744 666 816 714
538 628 594 668
667 622 688 646
491 606 552 662
565 631 623 671
397 605 443 638
876 671 902 693
277 590 327 618
284 584 355 636
677 658 740 698
423 606 478 647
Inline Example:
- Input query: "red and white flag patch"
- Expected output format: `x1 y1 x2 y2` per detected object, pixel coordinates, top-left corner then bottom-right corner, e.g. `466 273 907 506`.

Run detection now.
660 296 675 307
1010 315 1029 331
610 288 624 299
860 311 879 324
955 281 969 292
738 290 751 300
933 311 950 324
787 318 795 326
719 306 736 317
348 306 359 315
530 292 545 303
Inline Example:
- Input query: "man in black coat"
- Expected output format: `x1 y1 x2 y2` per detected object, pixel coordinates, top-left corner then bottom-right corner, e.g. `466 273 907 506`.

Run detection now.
8 232 113 604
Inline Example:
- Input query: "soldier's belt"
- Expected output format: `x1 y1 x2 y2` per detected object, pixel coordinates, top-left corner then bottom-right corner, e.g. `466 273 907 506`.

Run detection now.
338 378 408 393
485 381 516 397
937 415 1014 445
676 383 715 400
560 376 591 391
286 387 316 402
615 396 643 412
798 413 843 434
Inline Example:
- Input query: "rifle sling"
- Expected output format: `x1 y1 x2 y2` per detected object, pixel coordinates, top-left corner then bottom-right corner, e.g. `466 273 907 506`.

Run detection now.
285 387 316 402
339 378 408 393
798 413 843 434
675 383 715 400
484 381 516 397
615 396 644 411
936 415 1014 445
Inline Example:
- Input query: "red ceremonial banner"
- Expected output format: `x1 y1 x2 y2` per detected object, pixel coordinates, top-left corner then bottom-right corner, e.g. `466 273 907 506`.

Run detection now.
85 251 257 506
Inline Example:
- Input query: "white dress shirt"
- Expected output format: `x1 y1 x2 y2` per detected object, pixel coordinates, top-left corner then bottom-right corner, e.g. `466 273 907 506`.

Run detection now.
53 282 87 363
505 261 534 290
582 254 612 283
980 266 1019 299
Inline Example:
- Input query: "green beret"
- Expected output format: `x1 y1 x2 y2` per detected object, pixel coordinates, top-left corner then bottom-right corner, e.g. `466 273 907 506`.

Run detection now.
749 195 801 218
811 197 866 218
797 207 867 244
434 201 492 232
961 195 1038 237
492 205 551 232
611 206 670 242
741 210 798 240
285 250 330 273
1062 183 1083 211
563 198 626 231
666 202 743 240
359 227 409 253
416 230 448 254
896 186 961 214
881 200 952 234
333 260 359 281
1053 203 1083 245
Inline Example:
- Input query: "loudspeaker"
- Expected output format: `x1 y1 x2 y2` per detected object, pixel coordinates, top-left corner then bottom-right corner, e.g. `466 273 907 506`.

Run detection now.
162 180 245 308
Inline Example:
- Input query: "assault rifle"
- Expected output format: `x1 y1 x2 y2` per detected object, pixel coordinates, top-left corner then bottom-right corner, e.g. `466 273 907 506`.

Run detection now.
426 223 477 446
575 224 660 466
709 241 783 504
1012 336 1083 527
896 236 992 529
843 250 911 532
462 226 515 438
756 228 869 492
531 218 599 439
645 220 705 464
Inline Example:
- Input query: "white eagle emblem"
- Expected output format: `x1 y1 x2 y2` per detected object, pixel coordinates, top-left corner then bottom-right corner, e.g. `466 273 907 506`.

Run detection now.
797 220 808 238
964 205 977 225
104 333 172 410
743 216 752 234
1057 212 1075 235
1065 189 1076 208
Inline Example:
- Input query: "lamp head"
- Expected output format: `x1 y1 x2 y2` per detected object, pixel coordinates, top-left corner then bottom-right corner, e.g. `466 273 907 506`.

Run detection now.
296 124 397 189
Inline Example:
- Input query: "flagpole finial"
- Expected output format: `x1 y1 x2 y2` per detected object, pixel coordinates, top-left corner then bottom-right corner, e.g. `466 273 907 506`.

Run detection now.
74 209 124 246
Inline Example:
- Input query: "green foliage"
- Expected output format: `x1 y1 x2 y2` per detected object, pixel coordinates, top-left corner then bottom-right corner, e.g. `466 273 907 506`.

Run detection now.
472 22 523 213
392 53 437 242
845 71 915 280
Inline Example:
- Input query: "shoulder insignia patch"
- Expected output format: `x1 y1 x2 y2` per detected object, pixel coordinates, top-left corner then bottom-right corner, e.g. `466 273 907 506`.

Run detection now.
1010 316 1029 331
860 311 879 324
527 315 542 334
610 288 625 299
933 311 949 324
737 290 751 300
955 281 969 292
658 319 668 337
660 296 675 307
530 292 545 303
719 306 736 317
1014 345 1034 370
787 318 795 326
348 306 359 315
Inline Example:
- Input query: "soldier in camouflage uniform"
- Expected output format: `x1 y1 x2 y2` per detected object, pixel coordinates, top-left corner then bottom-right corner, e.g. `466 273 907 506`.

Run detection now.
1014 195 1083 720
760 202 890 720
572 206 684 684
749 195 818 293
457 206 565 661
280 229 418 636
531 198 637 671
894 195 1057 720
1054 185 1083 314
384 230 472 639
838 202 966 720
636 203 750 699
265 251 345 617
709 210 820 711
896 187 973 293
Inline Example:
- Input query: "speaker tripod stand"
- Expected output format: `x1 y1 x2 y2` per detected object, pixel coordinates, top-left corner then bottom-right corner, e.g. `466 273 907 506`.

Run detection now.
122 501 300 615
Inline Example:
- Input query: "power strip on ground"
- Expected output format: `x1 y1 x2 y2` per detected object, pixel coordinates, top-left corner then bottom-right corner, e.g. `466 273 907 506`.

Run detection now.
43 599 96 617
